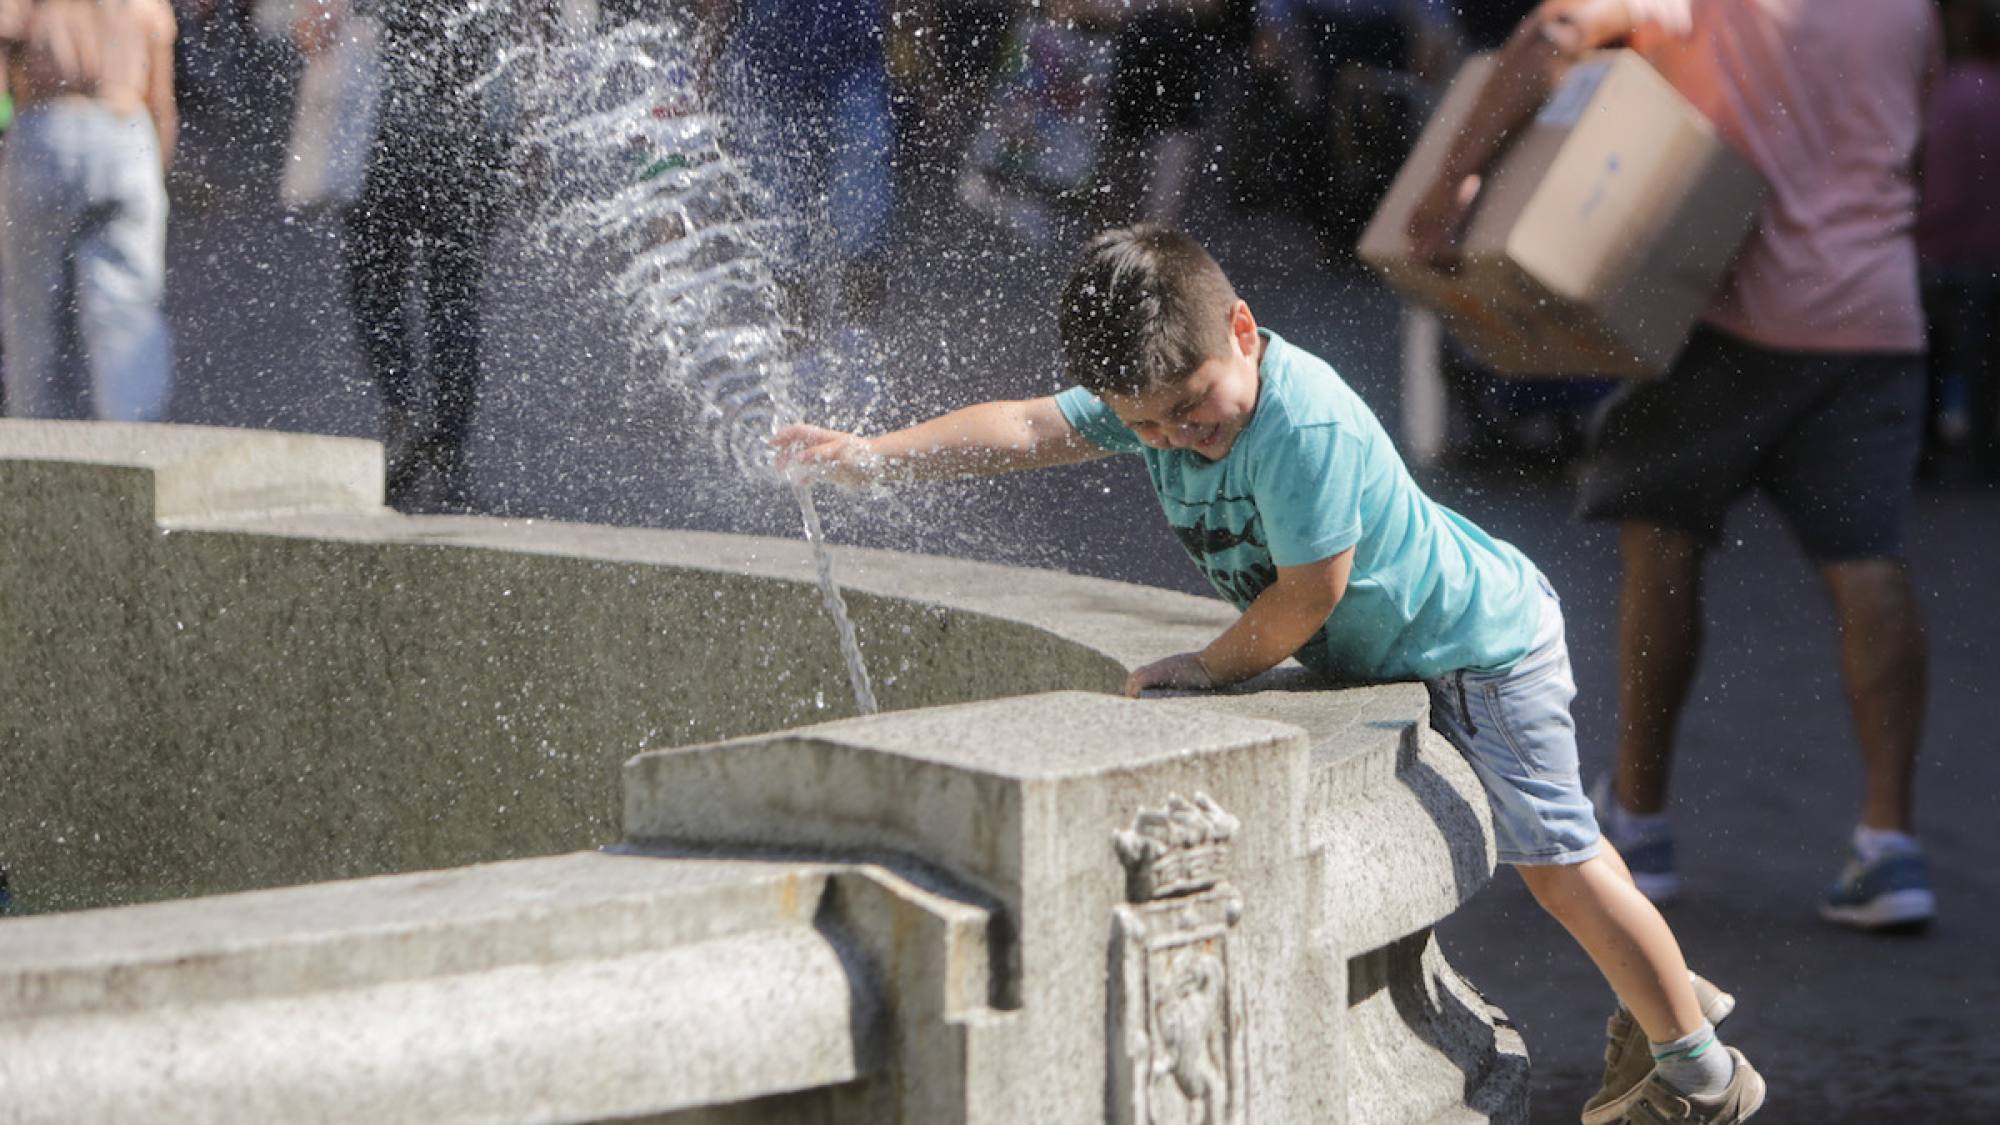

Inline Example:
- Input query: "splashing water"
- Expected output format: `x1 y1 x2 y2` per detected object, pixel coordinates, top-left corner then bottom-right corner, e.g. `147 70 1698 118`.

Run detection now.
507 16 798 473
792 478 879 714
498 11 877 711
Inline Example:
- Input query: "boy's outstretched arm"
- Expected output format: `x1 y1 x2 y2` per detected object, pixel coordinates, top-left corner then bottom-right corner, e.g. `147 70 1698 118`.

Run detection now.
1126 549 1355 697
772 396 1108 487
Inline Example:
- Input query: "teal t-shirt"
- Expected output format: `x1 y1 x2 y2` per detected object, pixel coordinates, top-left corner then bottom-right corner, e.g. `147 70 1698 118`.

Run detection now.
1055 329 1543 682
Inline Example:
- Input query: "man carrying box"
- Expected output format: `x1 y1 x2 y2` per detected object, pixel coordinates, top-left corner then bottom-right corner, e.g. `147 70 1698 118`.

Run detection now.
1407 0 1943 934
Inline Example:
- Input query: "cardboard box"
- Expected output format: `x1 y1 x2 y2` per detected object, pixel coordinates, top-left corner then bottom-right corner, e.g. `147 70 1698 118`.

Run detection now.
1358 51 1769 376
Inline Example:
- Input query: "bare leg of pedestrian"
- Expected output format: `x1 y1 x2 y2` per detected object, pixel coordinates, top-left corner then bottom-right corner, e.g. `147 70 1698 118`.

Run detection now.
1613 522 1706 816
1824 558 1926 833
1588 521 1706 903
1814 558 1935 929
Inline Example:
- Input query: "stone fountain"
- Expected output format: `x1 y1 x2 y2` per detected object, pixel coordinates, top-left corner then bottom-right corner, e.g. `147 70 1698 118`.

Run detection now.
0 420 1527 1122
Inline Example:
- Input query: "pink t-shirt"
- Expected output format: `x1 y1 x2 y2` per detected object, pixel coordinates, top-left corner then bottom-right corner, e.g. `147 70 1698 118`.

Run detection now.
1624 0 1940 353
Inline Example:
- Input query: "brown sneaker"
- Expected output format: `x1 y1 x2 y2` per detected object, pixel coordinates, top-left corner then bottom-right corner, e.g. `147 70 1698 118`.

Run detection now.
1582 973 1736 1121
1582 1048 1765 1123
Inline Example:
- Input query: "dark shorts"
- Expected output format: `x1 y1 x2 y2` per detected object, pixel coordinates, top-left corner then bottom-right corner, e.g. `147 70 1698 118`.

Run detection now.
1577 326 1925 562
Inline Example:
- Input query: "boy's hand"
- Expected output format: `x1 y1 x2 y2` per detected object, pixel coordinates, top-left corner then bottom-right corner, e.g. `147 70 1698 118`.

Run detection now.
1124 652 1216 698
771 424 883 488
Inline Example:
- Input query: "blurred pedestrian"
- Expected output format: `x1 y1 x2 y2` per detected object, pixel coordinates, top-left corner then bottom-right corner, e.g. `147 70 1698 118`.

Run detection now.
0 0 178 422
1252 0 1458 258
302 0 527 512
882 0 1017 184
0 0 23 416
1917 0 2000 478
0 0 19 132
1093 0 1228 227
699 0 895 332
1410 0 1943 940
954 4 1117 244
277 0 380 211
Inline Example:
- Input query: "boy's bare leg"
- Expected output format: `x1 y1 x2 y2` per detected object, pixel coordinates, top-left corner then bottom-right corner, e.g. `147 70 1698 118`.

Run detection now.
1821 558 1926 833
1516 850 1704 1041
1613 522 1706 815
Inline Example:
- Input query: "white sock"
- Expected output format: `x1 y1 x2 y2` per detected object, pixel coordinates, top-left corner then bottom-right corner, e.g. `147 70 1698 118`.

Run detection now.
1651 1022 1735 1096
1853 825 1920 863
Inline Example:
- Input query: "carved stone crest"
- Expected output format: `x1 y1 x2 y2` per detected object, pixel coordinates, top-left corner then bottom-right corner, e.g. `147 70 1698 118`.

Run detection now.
1110 793 1248 1125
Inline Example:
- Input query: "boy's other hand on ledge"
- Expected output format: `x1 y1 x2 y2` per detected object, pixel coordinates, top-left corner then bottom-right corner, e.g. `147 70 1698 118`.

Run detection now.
1126 652 1217 698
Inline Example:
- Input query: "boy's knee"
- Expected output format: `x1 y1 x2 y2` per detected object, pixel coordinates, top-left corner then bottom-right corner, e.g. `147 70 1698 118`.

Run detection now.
1516 856 1598 916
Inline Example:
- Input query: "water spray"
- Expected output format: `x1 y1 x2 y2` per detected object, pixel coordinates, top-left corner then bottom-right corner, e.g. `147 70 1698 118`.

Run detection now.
506 11 877 712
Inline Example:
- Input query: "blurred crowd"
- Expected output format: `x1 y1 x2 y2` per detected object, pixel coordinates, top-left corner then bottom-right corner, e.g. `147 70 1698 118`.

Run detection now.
0 0 1992 507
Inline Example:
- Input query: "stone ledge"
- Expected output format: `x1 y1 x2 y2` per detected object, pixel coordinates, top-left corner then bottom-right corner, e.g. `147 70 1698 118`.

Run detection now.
5 932 873 1123
1 852 827 1017
622 690 1516 1122
0 851 908 1122
0 419 381 521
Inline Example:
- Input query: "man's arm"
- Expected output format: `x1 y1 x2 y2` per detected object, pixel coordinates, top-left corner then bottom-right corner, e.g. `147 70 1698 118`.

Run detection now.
146 1 178 169
772 395 1110 487
1125 549 1354 696
1406 0 1637 266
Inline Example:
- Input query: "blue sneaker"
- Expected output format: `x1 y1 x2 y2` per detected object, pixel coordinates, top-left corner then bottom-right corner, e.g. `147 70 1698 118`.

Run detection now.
1590 775 1681 902
1820 846 1936 932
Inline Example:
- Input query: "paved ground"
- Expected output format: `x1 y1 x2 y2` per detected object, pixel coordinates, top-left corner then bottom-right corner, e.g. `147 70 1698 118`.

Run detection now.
147 78 2000 1123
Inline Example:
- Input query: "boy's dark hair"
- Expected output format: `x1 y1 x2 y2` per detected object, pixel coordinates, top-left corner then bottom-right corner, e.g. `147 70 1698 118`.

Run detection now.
1058 225 1240 398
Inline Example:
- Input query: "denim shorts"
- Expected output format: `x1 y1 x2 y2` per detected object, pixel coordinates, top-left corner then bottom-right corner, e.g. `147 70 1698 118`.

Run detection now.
1423 579 1601 867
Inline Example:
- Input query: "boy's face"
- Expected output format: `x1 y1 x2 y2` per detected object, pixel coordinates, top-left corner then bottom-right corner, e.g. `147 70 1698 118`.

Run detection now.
1104 300 1263 462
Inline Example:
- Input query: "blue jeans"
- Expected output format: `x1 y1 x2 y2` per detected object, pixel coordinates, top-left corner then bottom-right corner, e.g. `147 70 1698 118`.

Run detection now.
737 60 895 271
1424 579 1603 866
0 101 173 421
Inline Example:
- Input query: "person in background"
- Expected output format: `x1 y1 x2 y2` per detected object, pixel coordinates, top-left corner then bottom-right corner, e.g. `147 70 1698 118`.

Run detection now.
1092 0 1228 228
1250 0 1458 259
0 0 17 139
0 0 178 422
0 0 21 416
1917 0 2000 479
297 0 533 512
1409 0 1942 936
882 0 1018 186
695 0 894 334
1424 0 1609 470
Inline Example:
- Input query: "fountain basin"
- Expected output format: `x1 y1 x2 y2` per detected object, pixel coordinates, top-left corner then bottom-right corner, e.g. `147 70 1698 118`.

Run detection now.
0 421 1527 1123
0 420 1142 914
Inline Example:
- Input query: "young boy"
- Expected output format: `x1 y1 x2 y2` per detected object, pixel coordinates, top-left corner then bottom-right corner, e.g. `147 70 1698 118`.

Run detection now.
773 225 1763 1123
